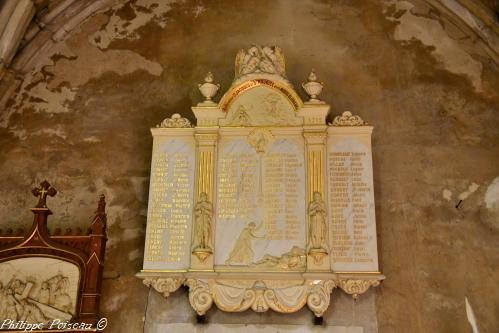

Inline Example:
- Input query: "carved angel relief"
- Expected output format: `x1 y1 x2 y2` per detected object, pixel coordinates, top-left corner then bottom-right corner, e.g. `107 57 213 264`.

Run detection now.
235 45 286 78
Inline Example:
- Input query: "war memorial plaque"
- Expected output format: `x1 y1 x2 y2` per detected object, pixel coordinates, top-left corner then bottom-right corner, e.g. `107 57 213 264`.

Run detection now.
138 46 384 317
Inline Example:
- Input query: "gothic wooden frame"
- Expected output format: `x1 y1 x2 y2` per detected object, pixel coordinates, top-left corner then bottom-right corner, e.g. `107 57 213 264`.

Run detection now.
0 182 107 326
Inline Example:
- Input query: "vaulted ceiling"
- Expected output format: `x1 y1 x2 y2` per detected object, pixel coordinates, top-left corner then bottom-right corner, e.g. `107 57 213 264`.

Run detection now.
0 0 498 85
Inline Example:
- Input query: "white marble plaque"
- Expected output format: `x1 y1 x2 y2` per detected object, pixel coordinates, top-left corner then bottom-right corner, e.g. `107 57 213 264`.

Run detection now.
327 132 379 272
143 135 196 270
215 136 306 269
139 46 383 316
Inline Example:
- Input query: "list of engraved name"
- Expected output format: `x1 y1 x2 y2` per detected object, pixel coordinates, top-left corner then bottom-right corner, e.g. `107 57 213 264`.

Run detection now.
145 152 191 264
329 152 373 263
217 152 302 241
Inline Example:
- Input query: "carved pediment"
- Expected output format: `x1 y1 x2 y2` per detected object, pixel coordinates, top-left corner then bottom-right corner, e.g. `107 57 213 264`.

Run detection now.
220 84 302 126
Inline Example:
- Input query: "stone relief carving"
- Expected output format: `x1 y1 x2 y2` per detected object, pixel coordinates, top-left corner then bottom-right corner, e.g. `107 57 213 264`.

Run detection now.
143 278 184 298
157 113 193 128
0 273 75 323
192 192 214 261
331 111 367 126
308 192 328 263
235 45 285 78
229 105 252 126
225 222 265 265
252 246 306 270
337 279 381 299
247 128 275 153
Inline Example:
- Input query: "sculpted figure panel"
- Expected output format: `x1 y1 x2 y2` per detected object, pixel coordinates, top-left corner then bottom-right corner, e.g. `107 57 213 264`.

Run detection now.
193 192 214 252
0 258 79 323
221 87 301 127
235 45 286 78
308 192 328 250
226 222 265 265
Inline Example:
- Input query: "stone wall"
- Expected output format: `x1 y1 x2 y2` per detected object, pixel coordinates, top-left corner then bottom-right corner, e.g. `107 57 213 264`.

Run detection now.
0 0 498 332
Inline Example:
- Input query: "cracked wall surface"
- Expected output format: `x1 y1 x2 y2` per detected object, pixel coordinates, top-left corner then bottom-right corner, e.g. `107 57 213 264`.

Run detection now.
0 0 498 332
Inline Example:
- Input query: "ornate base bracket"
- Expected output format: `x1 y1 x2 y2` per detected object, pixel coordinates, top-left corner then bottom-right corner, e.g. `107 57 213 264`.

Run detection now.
192 247 213 262
143 277 184 297
138 272 384 317
336 279 381 300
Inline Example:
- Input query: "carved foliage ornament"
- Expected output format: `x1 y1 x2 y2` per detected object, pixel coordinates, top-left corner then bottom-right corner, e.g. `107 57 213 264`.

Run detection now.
337 279 380 300
143 278 184 298
157 113 193 128
331 111 367 126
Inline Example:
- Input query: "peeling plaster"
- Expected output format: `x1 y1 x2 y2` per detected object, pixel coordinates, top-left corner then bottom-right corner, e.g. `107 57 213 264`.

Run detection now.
426 292 460 310
128 248 142 261
442 189 452 201
83 136 101 143
91 0 176 49
104 294 127 312
2 24 163 131
385 1 483 91
32 127 68 140
122 227 143 241
484 177 499 210
458 182 479 200
481 177 499 230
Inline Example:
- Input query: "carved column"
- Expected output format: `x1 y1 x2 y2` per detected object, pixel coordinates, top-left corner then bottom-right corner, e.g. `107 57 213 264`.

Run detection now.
304 129 330 270
298 103 330 271
190 103 223 270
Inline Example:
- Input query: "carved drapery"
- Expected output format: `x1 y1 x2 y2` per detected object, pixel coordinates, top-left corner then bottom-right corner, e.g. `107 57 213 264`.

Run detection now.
137 274 382 317
184 279 338 316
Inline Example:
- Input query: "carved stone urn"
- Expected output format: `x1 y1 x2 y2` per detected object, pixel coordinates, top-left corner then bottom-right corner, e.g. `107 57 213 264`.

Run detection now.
198 72 220 104
302 70 324 104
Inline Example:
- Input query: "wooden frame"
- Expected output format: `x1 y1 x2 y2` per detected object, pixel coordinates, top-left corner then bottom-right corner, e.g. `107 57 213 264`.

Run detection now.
0 181 107 326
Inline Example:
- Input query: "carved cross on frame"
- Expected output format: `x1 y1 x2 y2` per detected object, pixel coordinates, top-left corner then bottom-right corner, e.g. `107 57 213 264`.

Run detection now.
32 180 57 208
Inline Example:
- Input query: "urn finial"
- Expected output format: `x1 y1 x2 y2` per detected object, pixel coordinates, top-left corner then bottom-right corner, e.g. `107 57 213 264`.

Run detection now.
302 69 324 104
198 72 220 105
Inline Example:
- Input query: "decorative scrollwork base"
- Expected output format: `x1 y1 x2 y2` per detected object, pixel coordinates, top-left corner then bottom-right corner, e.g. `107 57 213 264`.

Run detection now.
185 278 214 315
337 279 381 300
138 273 383 317
143 277 184 297
307 280 336 317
